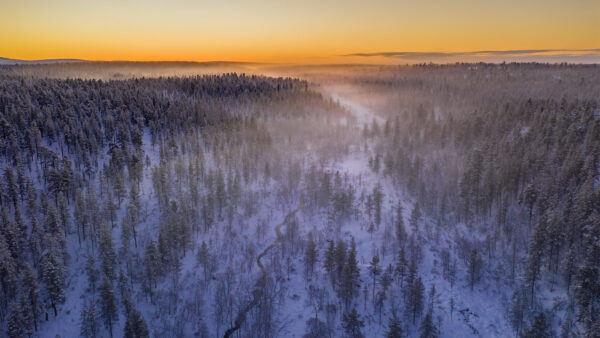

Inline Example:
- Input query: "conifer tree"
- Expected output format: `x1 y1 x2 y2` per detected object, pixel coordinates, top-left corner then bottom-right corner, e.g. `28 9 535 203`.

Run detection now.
144 240 160 301
80 300 99 338
98 223 117 280
196 241 210 282
42 252 64 316
21 263 39 332
467 249 482 290
304 234 318 280
419 310 438 338
342 308 365 338
522 312 552 338
99 277 118 337
386 315 403 338
6 301 23 338
410 203 421 234
124 309 150 338
396 202 405 244
334 240 347 280
408 277 425 323
339 238 360 307
369 255 381 300
526 217 546 303
396 248 408 287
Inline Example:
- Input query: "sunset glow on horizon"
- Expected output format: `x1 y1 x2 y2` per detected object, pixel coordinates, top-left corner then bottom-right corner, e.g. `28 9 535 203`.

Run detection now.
1 0 599 64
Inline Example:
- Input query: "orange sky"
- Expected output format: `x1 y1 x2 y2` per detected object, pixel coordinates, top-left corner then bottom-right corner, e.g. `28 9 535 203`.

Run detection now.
1 0 598 63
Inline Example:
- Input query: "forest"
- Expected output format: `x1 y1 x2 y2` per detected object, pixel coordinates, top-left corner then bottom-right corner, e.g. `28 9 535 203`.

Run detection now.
0 62 598 337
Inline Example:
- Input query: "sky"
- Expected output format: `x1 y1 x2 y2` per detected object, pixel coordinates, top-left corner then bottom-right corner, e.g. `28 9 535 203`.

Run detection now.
1 0 599 64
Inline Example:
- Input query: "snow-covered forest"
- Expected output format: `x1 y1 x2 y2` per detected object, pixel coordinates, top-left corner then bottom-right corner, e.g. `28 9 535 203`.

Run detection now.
0 62 599 338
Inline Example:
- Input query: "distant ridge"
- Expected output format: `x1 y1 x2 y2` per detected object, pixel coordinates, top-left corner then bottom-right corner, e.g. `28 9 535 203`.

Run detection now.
0 58 266 66
0 57 85 65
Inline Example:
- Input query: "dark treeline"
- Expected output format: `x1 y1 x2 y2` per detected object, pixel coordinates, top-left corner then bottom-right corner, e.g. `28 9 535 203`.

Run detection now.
0 73 310 163
0 72 349 337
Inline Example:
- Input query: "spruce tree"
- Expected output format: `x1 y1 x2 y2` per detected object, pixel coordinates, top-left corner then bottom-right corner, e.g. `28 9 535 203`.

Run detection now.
80 300 99 338
369 255 381 300
526 217 546 303
419 310 438 338
21 263 39 332
42 252 64 316
467 249 482 290
341 308 365 338
6 301 23 338
396 248 407 287
408 277 425 323
99 277 118 337
522 312 552 338
86 255 100 294
304 234 318 280
410 203 421 234
98 223 117 280
124 309 150 338
196 240 210 282
396 202 405 244
386 315 403 338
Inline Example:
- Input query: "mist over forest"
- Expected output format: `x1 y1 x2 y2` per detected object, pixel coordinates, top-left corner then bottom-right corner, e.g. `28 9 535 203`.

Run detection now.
0 62 598 338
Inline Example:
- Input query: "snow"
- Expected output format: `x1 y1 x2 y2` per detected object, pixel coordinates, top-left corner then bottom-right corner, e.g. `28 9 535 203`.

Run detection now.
35 89 520 338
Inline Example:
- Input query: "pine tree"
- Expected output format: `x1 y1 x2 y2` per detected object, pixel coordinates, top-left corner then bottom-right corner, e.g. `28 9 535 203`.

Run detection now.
86 255 100 294
386 315 403 338
6 301 23 338
4 167 19 208
21 263 39 333
124 309 150 338
396 248 408 287
339 237 360 307
74 188 87 243
80 300 99 338
304 234 318 280
522 184 538 227
526 217 546 303
428 284 438 313
575 244 600 335
419 310 439 338
144 240 160 300
408 277 425 323
372 184 384 226
522 312 552 338
19 292 35 338
57 192 70 236
42 252 64 316
104 191 118 229
467 249 482 290
98 223 117 280
369 255 381 300
45 204 61 236
509 289 528 335
334 240 347 280
99 277 118 337
324 240 335 279
396 202 405 244
341 308 365 338
410 203 421 234
382 264 393 294
196 240 210 282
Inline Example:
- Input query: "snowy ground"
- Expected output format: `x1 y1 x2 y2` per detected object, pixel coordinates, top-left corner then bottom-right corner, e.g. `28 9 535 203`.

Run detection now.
37 91 517 338
267 91 516 337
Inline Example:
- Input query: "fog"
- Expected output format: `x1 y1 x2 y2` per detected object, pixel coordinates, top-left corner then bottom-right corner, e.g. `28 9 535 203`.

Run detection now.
0 62 598 337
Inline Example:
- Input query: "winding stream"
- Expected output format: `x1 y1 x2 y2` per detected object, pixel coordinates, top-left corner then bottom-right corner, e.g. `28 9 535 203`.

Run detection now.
223 204 303 338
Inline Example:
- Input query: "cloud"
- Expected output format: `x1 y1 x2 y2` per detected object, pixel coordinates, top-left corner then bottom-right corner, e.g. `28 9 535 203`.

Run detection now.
343 49 600 62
